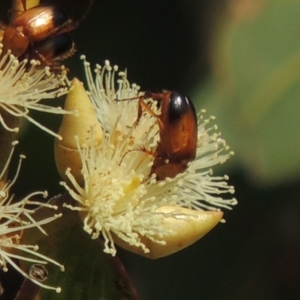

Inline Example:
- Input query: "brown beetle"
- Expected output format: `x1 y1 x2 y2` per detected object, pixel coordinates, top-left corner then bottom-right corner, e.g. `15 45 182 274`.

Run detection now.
0 1 93 67
134 91 198 180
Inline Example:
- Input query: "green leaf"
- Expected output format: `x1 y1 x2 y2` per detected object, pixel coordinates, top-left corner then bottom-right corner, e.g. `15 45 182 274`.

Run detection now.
38 224 139 300
193 0 300 185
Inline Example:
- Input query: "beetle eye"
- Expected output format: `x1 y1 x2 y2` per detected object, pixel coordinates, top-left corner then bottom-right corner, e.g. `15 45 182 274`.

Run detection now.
168 91 189 119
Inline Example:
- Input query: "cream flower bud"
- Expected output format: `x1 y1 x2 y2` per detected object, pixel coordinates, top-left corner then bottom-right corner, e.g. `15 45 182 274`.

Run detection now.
113 207 223 259
55 78 103 183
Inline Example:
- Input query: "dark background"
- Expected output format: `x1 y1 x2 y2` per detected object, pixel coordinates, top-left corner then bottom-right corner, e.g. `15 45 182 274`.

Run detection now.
1 0 300 299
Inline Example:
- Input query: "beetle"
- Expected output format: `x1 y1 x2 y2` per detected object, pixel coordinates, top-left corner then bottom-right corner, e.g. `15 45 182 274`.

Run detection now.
0 0 93 67
130 90 198 180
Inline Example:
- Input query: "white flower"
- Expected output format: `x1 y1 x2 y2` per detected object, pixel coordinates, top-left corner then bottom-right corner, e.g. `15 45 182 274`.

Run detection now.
0 44 73 139
60 57 237 256
0 142 64 292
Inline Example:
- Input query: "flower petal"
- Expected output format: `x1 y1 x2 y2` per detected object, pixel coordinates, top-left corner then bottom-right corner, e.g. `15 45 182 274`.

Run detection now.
55 78 103 183
113 206 223 259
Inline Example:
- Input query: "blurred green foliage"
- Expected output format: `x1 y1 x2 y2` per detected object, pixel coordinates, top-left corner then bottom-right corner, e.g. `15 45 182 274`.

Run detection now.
39 224 138 300
194 0 300 186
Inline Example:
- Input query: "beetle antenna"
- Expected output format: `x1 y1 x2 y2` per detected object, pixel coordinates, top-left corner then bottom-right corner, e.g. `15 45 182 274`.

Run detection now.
118 148 155 166
74 0 94 27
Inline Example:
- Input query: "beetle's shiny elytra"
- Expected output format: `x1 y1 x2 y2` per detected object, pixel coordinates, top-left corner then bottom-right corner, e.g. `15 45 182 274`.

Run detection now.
0 1 93 67
136 91 198 180
31 33 75 62
12 5 72 42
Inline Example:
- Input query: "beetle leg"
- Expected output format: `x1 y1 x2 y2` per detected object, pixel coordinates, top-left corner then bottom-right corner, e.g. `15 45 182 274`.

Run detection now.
138 98 159 118
35 52 50 66
114 92 164 128
118 147 155 166
138 97 164 129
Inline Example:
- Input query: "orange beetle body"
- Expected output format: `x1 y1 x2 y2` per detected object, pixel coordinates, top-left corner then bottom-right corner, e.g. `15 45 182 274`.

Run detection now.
0 1 93 67
138 91 198 180
12 5 72 42
1 26 29 57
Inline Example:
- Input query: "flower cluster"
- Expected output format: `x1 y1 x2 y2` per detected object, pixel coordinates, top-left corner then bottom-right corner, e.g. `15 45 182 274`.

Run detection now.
59 58 237 257
0 142 64 292
0 32 71 290
0 43 73 138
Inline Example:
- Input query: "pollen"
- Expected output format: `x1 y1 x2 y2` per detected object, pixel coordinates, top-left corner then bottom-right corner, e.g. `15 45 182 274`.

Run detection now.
124 176 141 194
